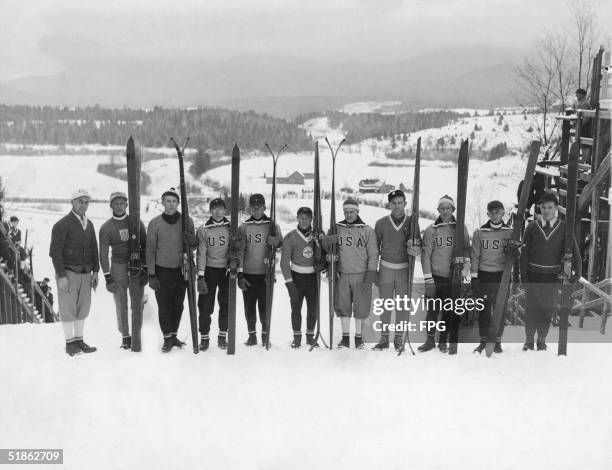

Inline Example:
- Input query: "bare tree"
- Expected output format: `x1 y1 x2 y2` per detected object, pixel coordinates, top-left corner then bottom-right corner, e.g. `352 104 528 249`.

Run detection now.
514 32 572 145
568 0 598 91
513 0 601 146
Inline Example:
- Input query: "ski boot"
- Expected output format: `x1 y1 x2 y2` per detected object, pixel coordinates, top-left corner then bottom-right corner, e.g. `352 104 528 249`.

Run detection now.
393 336 404 351
494 342 503 354
417 336 435 352
199 337 210 352
522 341 535 351
161 336 173 353
473 341 486 354
121 336 131 350
537 341 547 351
337 334 350 349
448 343 458 355
171 334 185 349
354 335 364 350
245 333 257 346
75 338 97 353
306 334 319 348
372 335 389 351
65 340 81 356
218 334 228 350
291 335 302 349
438 341 449 353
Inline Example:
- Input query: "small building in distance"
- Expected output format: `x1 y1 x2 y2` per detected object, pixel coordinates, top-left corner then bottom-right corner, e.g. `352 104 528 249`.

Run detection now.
358 178 395 193
265 171 313 185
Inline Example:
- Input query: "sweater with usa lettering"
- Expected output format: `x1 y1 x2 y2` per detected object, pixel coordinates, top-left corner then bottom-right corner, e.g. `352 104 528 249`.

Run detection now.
470 220 513 275
196 217 230 274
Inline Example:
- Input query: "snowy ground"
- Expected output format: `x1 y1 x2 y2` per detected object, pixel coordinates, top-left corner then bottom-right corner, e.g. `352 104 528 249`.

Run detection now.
1 115 611 469
1 285 610 470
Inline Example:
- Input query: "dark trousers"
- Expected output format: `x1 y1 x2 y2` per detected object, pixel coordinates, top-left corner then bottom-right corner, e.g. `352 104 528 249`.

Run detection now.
154 265 185 336
524 270 559 342
425 275 460 343
198 266 229 336
289 271 317 335
242 273 267 333
477 270 504 341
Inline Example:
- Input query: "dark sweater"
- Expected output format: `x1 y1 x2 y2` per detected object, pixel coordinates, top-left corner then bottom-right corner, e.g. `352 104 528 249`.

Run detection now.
49 212 100 277
520 219 581 279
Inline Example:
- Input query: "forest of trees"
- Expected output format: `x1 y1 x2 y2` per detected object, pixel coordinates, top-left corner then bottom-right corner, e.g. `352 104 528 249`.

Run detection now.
321 110 466 143
0 105 313 152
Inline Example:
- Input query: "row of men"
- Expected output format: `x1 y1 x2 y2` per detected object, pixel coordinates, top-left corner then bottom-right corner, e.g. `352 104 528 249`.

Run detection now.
49 186 580 356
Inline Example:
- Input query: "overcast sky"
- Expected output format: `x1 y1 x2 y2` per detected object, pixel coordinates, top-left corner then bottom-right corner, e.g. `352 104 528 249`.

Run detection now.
2 0 611 80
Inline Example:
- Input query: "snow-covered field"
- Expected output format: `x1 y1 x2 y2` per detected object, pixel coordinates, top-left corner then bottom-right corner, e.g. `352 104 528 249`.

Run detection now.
1 114 611 470
1 291 611 470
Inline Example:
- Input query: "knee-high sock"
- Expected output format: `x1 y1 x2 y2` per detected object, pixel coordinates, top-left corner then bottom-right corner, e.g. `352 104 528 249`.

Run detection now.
355 319 363 335
74 319 85 338
62 321 75 341
341 317 351 334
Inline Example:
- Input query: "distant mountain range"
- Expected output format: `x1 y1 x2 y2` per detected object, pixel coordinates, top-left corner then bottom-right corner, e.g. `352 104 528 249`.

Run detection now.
0 37 524 118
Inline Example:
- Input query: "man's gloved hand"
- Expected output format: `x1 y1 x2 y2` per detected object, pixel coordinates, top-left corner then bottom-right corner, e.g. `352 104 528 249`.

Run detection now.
183 232 198 247
365 270 378 285
504 239 522 258
197 276 208 294
149 275 161 292
105 273 117 294
424 277 436 298
266 235 282 248
471 277 481 298
285 281 300 301
321 234 339 252
237 273 250 291
91 272 99 290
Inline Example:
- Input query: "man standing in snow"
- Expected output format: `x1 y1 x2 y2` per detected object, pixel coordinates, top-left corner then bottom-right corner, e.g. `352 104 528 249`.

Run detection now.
418 195 470 354
520 192 581 351
280 206 318 349
49 189 99 356
322 198 379 349
372 190 421 351
196 198 231 351
470 200 516 354
99 191 148 352
237 193 282 346
146 187 197 353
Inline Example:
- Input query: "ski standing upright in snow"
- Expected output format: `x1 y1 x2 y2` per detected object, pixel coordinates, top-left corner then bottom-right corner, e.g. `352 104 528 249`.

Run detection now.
325 137 345 349
449 140 470 355
484 140 540 357
263 144 286 350
398 136 421 356
227 144 240 355
126 136 147 351
171 137 199 354
558 142 579 356
310 141 329 350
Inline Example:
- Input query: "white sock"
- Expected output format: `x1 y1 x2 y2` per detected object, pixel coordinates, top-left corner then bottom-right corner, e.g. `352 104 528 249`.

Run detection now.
62 321 75 341
74 319 85 338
